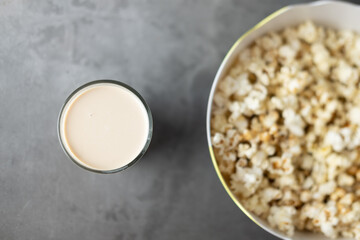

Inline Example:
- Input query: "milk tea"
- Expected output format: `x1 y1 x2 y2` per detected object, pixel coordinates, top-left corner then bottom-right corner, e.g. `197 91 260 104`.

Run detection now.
59 82 150 171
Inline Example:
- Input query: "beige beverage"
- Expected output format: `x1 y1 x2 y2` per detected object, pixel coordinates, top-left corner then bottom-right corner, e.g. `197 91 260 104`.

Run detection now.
58 81 151 172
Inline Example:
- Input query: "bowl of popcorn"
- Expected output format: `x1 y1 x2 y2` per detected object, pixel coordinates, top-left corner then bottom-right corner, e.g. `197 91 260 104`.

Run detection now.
206 1 360 239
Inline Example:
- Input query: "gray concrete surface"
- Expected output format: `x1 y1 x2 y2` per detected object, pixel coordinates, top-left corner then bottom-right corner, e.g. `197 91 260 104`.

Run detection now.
1 0 350 239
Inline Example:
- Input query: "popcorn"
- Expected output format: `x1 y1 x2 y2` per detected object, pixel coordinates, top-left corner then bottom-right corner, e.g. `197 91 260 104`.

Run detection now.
300 190 312 203
301 154 314 170
237 157 248 167
268 206 296 236
316 202 339 238
238 141 257 159
337 173 355 187
231 166 263 198
275 174 300 191
298 21 317 43
261 110 279 128
244 84 268 113
283 108 305 136
250 117 262 132
235 73 252 97
268 152 294 175
279 45 297 64
261 187 283 203
229 101 246 120
339 193 355 206
349 107 360 126
332 60 359 85
330 188 346 201
211 21 360 238
223 129 240 150
221 151 237 162
260 142 276 156
232 115 249 132
311 43 332 74
211 114 231 133
353 223 360 240
324 130 346 152
279 189 301 206
242 194 269 217
313 181 336 201
256 32 282 51
349 37 360 67
213 92 227 108
212 133 224 148
270 96 284 110
218 76 239 97
351 127 360 148
218 160 235 176
251 150 268 170
303 177 314 190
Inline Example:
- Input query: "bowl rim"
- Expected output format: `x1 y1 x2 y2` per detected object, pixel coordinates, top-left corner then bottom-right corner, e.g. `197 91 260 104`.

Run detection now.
205 1 360 239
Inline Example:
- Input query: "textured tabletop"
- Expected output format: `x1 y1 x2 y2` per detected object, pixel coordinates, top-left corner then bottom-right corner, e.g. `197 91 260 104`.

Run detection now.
0 0 336 239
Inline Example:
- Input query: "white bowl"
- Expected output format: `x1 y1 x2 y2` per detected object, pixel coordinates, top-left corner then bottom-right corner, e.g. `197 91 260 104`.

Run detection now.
206 1 360 239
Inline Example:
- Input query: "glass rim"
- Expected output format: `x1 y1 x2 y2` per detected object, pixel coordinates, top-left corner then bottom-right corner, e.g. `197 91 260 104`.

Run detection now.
57 79 153 174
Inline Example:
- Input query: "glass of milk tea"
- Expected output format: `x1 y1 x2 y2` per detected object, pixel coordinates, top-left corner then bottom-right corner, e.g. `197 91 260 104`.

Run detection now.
58 80 153 173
